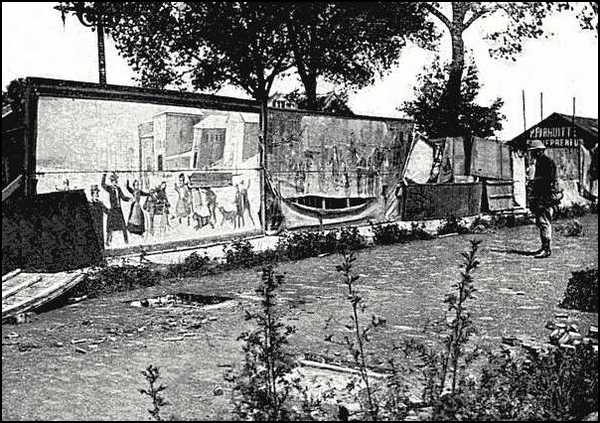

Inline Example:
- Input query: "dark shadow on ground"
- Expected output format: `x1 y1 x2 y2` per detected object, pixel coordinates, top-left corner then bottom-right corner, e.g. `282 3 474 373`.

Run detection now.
489 248 539 256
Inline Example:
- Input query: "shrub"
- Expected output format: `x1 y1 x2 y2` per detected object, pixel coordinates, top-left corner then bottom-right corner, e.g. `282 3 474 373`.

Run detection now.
140 365 170 421
228 266 319 420
337 226 366 251
559 268 598 312
167 252 212 277
70 263 162 298
277 226 364 261
437 215 471 236
411 222 436 240
555 203 590 220
223 240 279 269
556 219 584 237
447 343 599 421
370 222 409 245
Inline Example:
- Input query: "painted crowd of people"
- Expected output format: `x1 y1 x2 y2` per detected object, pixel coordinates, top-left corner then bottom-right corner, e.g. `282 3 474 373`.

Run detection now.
87 172 256 248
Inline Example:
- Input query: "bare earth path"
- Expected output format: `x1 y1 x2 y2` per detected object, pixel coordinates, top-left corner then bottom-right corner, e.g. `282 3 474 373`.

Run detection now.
2 214 598 420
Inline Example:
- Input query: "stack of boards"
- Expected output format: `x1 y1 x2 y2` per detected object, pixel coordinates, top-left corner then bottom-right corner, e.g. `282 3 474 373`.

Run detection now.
2 268 86 321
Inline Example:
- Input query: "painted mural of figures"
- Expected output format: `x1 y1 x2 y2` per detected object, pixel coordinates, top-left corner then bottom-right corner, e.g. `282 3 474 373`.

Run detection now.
174 173 192 226
154 181 171 236
236 180 255 227
304 156 315 195
101 172 131 246
126 179 149 236
88 184 108 249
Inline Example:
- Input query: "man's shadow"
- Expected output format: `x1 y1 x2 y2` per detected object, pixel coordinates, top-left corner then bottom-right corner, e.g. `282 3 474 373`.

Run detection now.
489 248 538 256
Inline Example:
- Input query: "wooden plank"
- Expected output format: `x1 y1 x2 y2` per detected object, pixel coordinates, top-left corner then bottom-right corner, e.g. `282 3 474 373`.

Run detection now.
2 271 85 320
2 268 21 284
2 275 43 300
1 174 23 202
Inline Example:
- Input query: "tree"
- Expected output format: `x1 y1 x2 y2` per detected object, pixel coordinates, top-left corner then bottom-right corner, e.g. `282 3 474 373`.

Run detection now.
284 89 355 116
401 56 505 139
421 2 577 136
283 2 437 110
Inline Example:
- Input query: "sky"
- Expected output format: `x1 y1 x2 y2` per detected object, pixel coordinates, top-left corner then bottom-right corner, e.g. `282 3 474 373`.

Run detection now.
2 2 598 140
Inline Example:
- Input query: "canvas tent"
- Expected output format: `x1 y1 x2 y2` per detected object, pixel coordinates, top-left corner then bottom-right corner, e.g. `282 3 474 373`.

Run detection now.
509 112 598 206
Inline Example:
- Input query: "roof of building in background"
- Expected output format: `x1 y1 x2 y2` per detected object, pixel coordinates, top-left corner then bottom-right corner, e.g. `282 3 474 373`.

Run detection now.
555 113 598 137
510 112 598 150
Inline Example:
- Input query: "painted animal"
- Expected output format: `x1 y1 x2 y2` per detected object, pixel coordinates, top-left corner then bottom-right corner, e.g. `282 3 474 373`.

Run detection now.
218 205 239 228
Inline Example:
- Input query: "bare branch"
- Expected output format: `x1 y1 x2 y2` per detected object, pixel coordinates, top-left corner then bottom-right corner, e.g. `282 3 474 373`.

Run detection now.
424 3 453 30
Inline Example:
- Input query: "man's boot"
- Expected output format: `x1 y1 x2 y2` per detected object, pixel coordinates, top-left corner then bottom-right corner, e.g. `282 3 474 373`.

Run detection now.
534 239 551 258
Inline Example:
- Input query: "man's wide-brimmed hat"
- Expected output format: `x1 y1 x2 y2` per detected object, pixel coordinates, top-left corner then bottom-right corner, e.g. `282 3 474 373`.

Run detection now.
528 140 546 150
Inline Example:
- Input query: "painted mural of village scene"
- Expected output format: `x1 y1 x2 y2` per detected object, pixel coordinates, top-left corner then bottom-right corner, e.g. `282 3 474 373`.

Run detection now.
35 97 261 251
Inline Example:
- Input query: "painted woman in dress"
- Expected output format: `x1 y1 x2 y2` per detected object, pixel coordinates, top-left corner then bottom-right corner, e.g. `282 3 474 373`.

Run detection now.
126 179 150 236
174 173 192 226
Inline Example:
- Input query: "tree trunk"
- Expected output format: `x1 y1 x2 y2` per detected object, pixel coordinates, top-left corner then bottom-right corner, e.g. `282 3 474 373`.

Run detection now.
299 73 318 110
259 96 269 231
443 28 465 136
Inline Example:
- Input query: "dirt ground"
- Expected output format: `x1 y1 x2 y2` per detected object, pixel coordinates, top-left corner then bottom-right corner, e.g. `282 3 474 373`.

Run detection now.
2 214 598 420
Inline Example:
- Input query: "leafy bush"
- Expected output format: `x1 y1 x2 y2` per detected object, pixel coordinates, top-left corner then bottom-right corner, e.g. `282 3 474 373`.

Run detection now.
559 268 598 312
227 266 331 420
140 365 170 421
70 263 163 298
370 222 410 245
370 221 436 246
223 240 280 269
437 215 471 236
556 219 584 237
277 226 365 261
167 252 212 277
337 226 366 251
440 344 599 421
555 203 590 219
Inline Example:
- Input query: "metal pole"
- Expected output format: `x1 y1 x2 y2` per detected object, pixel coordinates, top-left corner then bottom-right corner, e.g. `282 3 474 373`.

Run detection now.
540 92 543 121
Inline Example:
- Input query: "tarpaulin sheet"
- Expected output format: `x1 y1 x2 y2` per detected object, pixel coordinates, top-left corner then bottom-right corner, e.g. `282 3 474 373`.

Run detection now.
2 190 104 274
403 137 434 184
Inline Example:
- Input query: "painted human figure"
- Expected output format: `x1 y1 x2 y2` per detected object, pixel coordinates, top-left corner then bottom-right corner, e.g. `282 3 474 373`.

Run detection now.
174 173 192 226
101 172 131 246
143 188 158 237
154 181 171 236
126 179 150 236
88 184 108 249
204 187 218 224
238 180 255 227
234 183 244 228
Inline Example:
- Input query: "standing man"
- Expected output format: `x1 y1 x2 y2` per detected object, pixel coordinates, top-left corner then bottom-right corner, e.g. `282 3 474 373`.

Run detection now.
528 140 560 258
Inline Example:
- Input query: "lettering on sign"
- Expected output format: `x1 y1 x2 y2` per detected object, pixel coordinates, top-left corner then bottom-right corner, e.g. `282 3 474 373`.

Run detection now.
528 126 582 148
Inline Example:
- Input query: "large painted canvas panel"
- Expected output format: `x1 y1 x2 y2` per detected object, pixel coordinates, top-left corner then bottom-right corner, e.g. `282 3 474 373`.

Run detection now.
35 97 261 253
266 109 413 228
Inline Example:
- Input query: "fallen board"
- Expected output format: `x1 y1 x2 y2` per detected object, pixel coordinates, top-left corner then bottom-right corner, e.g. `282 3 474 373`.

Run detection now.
2 269 87 321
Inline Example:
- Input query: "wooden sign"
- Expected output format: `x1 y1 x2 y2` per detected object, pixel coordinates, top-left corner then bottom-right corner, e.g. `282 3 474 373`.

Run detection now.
188 172 233 188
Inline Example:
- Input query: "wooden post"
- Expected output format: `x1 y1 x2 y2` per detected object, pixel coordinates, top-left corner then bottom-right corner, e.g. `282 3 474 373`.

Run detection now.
521 90 527 131
96 22 107 85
